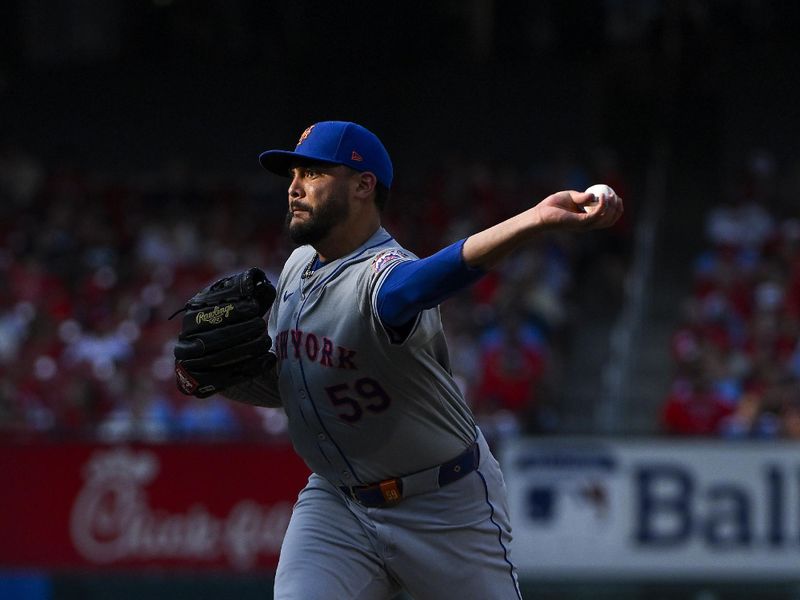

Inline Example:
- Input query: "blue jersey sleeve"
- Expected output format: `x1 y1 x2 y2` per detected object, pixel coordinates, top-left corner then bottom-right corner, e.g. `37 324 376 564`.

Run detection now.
376 238 486 328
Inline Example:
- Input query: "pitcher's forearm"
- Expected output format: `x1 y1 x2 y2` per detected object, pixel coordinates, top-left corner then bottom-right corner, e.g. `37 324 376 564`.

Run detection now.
462 206 544 270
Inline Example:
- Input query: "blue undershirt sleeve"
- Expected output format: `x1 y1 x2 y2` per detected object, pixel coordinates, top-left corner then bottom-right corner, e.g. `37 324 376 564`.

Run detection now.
376 238 486 328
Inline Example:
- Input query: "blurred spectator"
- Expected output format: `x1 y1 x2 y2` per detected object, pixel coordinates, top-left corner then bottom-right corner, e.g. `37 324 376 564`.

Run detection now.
475 319 546 417
176 397 240 438
661 364 735 436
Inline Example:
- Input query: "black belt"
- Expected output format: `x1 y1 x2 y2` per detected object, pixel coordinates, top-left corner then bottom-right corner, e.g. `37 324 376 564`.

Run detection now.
340 441 480 508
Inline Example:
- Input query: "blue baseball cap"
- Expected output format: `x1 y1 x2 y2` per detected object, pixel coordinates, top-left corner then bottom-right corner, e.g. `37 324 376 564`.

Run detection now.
259 121 393 188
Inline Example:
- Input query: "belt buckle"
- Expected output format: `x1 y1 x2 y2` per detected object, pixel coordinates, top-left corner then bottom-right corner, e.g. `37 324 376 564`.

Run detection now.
378 479 402 505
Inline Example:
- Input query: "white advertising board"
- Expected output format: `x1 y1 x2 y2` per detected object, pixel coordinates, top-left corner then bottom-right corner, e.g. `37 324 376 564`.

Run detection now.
501 438 800 579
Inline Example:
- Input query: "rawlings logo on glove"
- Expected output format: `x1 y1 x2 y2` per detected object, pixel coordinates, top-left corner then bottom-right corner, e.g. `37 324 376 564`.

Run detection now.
171 268 277 398
195 304 236 325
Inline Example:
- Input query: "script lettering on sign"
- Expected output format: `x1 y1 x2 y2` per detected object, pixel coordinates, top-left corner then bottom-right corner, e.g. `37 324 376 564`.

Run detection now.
69 448 292 570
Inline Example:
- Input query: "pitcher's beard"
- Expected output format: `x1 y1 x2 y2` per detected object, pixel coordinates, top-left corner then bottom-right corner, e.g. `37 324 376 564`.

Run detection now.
286 194 350 246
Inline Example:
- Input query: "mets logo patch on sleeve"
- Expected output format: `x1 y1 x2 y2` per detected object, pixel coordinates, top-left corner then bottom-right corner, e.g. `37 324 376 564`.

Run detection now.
371 249 410 273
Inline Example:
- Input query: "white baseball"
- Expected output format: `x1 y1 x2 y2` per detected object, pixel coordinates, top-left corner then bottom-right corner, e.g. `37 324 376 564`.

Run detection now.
583 184 616 213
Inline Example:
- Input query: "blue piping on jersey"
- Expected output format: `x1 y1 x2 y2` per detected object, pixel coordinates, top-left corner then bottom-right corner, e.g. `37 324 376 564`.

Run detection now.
306 235 394 298
294 235 394 485
476 469 523 600
315 441 334 467
286 357 312 430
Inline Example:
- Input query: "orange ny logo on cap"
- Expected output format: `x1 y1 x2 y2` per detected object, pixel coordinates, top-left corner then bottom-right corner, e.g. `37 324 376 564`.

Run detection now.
297 125 315 146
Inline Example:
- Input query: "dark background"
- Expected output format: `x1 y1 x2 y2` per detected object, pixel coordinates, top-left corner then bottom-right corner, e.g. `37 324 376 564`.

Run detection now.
2 0 795 172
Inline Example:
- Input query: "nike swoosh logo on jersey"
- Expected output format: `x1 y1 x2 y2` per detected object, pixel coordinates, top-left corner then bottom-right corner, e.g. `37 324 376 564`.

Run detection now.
283 290 294 302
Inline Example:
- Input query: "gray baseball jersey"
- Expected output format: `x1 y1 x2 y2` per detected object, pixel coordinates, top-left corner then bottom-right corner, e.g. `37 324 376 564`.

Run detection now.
268 226 476 486
263 225 522 599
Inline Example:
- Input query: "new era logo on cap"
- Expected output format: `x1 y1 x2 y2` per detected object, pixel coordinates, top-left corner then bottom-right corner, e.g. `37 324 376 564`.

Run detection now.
259 121 393 188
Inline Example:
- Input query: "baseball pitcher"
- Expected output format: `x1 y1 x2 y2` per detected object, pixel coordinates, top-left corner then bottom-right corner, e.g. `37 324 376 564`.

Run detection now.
173 121 623 599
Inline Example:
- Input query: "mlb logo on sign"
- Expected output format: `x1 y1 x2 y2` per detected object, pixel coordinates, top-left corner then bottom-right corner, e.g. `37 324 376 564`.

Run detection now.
527 487 556 521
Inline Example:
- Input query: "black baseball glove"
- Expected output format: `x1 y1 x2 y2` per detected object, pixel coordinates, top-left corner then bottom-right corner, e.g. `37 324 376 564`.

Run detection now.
172 267 277 398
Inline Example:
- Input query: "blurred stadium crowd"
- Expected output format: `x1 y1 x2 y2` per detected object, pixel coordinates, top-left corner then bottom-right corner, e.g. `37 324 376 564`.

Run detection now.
0 143 631 442
1 144 798 443
662 151 800 439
